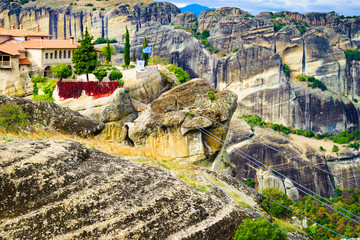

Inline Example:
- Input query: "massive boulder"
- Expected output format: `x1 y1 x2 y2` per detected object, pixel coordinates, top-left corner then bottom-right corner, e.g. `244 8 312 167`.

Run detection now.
0 140 258 239
122 78 238 161
0 94 104 136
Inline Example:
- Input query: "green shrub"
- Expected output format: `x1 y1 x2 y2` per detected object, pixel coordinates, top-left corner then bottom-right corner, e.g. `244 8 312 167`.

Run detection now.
201 30 210 40
344 49 360 61
353 98 358 103
86 3 94 6
295 129 303 135
185 112 195 117
31 75 47 83
92 67 108 82
37 81 57 97
261 187 294 218
332 145 339 152
320 146 326 151
129 64 136 69
283 64 290 77
93 37 117 45
167 64 190 84
0 103 29 132
109 70 123 81
297 74 308 81
33 83 39 96
118 79 124 87
244 178 255 188
354 129 360 139
92 8 96 11
273 22 286 32
333 130 354 144
32 95 55 102
309 79 327 91
121 64 128 69
297 28 306 34
233 218 287 240
348 141 360 149
207 91 216 102
303 131 314 138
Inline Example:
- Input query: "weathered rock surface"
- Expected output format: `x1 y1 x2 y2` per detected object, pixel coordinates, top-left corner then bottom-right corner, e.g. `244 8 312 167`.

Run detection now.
228 126 335 198
0 94 104 136
172 12 197 29
0 140 257 239
123 78 238 160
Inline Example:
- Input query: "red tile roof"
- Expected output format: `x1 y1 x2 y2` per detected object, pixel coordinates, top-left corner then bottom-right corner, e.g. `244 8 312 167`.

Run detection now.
0 40 23 56
19 58 31 65
0 27 50 37
21 39 80 49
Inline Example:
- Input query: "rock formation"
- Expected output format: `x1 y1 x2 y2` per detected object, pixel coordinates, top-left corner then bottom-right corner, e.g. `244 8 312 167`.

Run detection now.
0 94 104 136
122 78 238 161
0 140 259 239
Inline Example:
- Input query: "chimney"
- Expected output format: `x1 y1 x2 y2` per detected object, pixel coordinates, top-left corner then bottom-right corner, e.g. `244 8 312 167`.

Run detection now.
19 24 23 30
36 24 40 32
10 24 15 30
70 36 74 45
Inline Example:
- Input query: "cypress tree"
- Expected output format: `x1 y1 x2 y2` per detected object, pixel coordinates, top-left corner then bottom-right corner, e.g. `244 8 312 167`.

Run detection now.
142 36 149 67
124 26 130 66
105 38 111 62
72 27 98 81
132 49 136 62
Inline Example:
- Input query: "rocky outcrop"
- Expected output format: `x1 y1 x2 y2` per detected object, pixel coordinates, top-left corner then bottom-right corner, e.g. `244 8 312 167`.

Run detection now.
0 140 258 239
0 2 180 40
228 126 335 198
0 94 104 136
172 12 197 29
122 78 238 160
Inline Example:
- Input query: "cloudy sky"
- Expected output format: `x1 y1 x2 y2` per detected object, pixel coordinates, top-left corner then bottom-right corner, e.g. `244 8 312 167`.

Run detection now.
158 0 360 16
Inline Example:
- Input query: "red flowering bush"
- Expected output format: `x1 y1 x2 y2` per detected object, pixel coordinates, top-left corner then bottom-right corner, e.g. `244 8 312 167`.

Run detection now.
57 81 119 100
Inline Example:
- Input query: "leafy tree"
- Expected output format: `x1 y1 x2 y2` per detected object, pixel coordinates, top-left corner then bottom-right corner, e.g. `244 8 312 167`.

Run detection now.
124 26 130 66
167 64 190 84
273 22 286 32
105 38 112 62
51 64 72 81
261 187 294 218
244 178 255 188
201 30 210 39
132 49 136 62
344 49 360 61
92 67 108 82
109 70 123 81
72 27 99 81
142 36 149 67
283 64 290 77
233 218 287 240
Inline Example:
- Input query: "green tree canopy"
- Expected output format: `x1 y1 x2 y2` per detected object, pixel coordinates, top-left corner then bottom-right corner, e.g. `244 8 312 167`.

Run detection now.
109 70 123 81
72 27 99 81
92 67 108 82
261 187 294 218
132 49 136 62
105 38 112 62
233 218 287 240
124 26 130 66
51 64 72 81
142 36 149 67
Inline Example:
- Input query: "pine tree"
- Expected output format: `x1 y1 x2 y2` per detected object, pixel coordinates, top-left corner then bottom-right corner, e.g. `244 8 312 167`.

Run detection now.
105 38 111 62
142 36 149 67
132 49 136 62
72 27 98 81
124 26 130 66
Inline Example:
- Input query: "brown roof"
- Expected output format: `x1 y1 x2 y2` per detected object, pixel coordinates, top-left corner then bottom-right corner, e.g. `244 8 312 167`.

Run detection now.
0 27 50 37
19 58 31 65
22 39 80 49
0 40 23 56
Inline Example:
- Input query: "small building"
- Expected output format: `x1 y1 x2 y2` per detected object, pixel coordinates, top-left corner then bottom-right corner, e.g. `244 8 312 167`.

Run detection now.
0 25 80 96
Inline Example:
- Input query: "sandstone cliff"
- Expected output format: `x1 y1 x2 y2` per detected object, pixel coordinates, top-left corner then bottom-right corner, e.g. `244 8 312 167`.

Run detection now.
0 140 259 239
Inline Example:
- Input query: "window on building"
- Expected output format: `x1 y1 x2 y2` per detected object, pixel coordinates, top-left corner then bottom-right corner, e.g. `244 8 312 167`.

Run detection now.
68 50 71 58
64 51 66 58
54 51 57 59
0 55 11 68
59 51 62 59
45 53 48 59
50 53 53 59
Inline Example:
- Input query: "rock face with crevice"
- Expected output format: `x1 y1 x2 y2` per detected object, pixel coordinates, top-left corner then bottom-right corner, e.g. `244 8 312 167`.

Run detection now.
0 140 257 239
122 78 237 161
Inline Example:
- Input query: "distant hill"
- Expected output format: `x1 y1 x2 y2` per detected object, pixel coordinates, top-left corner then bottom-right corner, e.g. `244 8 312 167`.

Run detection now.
180 4 214 17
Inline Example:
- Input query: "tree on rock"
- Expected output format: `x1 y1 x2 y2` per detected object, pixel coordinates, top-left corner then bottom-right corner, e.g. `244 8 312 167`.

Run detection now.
124 26 130 66
234 219 287 240
51 64 72 81
93 67 108 82
142 36 149 67
72 27 99 81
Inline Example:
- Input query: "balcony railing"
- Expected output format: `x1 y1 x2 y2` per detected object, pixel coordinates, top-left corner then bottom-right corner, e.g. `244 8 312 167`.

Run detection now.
0 61 11 69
